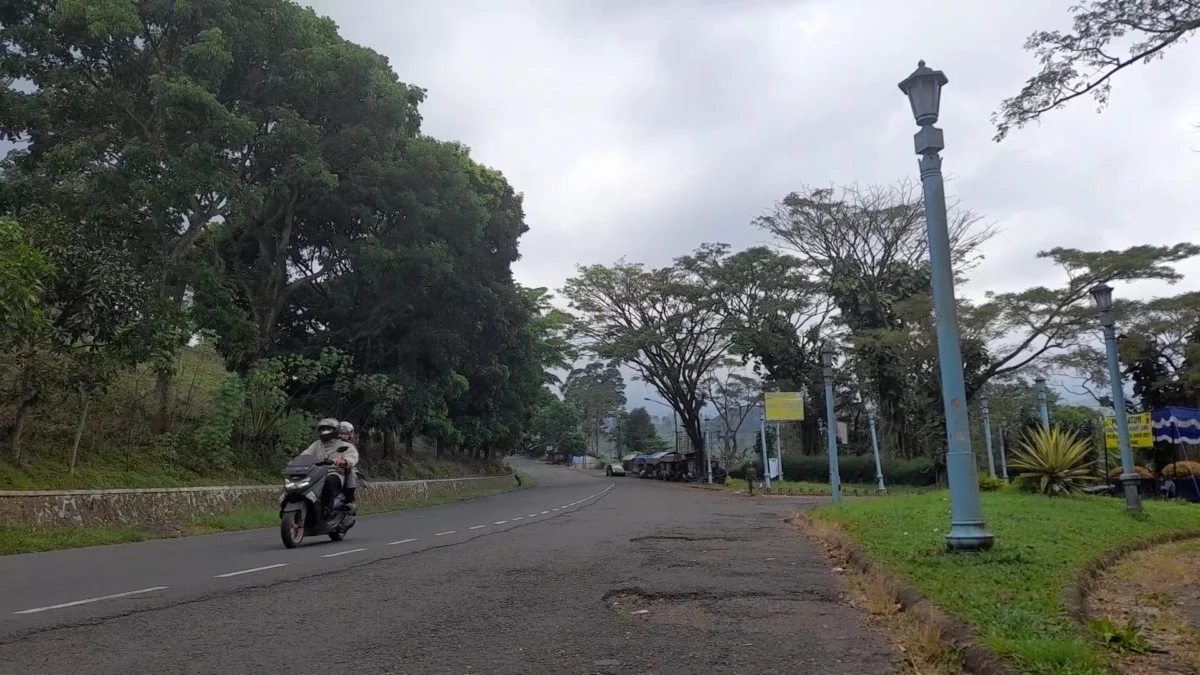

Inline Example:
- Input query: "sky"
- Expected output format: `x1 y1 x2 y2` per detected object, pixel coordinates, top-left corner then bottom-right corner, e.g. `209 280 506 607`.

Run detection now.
302 0 1200 409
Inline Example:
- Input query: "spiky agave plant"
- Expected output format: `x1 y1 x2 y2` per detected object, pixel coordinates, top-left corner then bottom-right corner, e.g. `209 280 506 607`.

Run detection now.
1009 426 1097 496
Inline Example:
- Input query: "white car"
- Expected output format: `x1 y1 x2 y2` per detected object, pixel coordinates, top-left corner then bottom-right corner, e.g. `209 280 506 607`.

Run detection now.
605 463 626 477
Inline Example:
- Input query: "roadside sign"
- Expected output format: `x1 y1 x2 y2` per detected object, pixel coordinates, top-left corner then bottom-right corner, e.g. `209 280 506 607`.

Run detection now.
1103 413 1153 449
764 392 805 421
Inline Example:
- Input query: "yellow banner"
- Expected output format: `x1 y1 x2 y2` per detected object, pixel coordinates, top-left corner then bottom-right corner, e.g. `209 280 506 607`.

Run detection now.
765 392 805 421
1104 413 1154 450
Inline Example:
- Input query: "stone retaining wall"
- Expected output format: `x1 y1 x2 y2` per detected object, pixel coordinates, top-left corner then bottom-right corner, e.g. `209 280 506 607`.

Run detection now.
0 475 517 528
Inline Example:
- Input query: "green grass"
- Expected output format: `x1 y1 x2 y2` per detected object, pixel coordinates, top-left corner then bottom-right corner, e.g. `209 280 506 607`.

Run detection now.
0 478 523 555
718 479 930 496
812 491 1200 675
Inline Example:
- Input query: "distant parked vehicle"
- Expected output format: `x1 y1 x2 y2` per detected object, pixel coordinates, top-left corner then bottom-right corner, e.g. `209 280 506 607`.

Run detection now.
605 463 626 477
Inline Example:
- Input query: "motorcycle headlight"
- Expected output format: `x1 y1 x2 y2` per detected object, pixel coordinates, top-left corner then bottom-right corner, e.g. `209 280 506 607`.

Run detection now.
285 477 312 490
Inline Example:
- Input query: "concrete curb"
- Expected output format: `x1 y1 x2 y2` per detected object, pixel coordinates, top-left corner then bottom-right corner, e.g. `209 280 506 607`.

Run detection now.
1062 529 1200 624
795 514 1018 675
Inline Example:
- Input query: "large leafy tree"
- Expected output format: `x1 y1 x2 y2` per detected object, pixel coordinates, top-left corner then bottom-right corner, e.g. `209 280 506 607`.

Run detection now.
561 361 626 455
562 258 727 470
993 0 1200 141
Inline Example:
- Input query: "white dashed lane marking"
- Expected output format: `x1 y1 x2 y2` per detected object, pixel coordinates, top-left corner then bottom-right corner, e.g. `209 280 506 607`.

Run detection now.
493 520 507 525
469 525 486 530
434 531 457 537
13 586 170 615
388 538 418 546
321 548 367 558
214 564 288 578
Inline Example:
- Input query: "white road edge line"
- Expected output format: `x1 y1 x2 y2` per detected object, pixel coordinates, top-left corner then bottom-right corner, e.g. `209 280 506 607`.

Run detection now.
14 586 170 615
493 520 508 525
434 530 457 537
388 538 419 545
322 548 367 558
469 525 487 530
214 564 288 578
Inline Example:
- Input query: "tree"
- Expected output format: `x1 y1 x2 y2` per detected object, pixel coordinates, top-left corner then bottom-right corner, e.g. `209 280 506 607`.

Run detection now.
993 1 1200 141
622 407 660 455
562 361 626 454
706 367 761 466
971 244 1200 389
562 258 727 471
1 210 165 461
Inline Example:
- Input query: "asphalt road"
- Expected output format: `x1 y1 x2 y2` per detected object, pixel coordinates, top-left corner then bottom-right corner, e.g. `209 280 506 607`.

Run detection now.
0 461 896 674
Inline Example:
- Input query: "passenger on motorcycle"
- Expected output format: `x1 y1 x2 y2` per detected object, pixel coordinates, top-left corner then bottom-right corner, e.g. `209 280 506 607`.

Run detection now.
338 420 354 443
301 418 360 509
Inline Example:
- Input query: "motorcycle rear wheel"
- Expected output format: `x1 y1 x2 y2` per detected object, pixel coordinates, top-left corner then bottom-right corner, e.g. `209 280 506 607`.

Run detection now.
281 509 305 549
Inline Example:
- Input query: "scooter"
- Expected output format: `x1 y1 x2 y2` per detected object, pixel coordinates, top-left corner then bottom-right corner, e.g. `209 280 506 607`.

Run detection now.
279 454 357 549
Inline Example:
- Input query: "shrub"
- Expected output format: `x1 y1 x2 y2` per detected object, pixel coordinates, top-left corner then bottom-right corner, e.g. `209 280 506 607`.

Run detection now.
1009 426 1097 496
1162 461 1200 479
978 473 1005 492
762 455 936 486
1107 465 1152 479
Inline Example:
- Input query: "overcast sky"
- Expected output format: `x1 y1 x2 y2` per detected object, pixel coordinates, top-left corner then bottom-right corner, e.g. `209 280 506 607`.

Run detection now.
302 0 1200 409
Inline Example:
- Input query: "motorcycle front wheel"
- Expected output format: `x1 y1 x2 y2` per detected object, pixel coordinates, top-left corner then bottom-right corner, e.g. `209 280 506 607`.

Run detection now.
281 508 305 548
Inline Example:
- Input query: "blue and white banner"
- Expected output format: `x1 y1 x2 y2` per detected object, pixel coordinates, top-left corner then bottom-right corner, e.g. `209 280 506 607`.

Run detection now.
1151 407 1200 445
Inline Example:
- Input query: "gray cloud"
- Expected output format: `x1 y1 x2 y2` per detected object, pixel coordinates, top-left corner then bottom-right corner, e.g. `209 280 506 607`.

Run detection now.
303 0 1200 407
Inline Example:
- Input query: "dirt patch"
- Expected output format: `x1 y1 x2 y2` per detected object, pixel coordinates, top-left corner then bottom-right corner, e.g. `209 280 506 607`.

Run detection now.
1091 539 1200 674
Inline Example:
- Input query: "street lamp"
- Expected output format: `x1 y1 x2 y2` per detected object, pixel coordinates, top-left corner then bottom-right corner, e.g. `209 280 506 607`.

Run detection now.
820 348 841 502
980 395 996 478
898 60 993 551
1090 282 1143 513
1035 376 1050 429
864 401 886 493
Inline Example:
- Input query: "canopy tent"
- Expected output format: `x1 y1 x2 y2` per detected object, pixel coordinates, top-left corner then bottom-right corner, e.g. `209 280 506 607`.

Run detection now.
1152 407 1200 445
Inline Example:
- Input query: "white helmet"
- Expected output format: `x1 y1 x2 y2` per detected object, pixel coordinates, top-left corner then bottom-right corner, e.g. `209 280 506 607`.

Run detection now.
338 421 354 441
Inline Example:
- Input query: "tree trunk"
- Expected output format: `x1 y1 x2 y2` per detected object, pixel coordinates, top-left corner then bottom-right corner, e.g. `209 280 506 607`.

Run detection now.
9 397 32 464
435 436 444 458
404 433 414 457
381 427 394 460
70 394 91 474
153 368 174 434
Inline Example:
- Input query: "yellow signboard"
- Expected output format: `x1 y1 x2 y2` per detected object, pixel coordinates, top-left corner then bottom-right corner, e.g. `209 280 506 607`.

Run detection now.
765 392 805 422
1104 413 1154 450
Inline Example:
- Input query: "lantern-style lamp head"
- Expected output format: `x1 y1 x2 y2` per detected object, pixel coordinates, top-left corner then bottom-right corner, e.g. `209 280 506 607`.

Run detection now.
820 348 834 368
979 395 989 413
898 60 948 126
1090 283 1114 314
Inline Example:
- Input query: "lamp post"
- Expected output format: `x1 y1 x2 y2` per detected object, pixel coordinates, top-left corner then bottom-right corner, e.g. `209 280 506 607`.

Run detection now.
820 348 841 502
980 395 996 478
1035 377 1050 429
865 401 886 493
758 405 773 490
1090 282 1143 513
898 61 993 551
998 421 1009 483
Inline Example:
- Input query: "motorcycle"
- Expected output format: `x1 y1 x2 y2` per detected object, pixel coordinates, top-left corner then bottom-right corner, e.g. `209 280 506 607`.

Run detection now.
279 454 358 549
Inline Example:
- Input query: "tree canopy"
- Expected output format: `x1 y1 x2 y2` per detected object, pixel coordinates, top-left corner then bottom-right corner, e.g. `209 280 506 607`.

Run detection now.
0 0 565 472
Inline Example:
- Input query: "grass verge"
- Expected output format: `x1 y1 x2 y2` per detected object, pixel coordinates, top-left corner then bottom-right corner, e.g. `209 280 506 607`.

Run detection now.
0 477 524 556
811 490 1200 675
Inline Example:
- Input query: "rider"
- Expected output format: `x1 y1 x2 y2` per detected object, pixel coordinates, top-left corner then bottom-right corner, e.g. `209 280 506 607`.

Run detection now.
301 418 360 510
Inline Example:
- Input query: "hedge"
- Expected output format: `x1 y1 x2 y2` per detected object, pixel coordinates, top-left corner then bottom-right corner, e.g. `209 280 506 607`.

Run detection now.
728 455 937 486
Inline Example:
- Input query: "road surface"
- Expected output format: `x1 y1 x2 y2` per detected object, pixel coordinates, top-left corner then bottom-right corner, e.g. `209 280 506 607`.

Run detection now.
0 461 895 674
